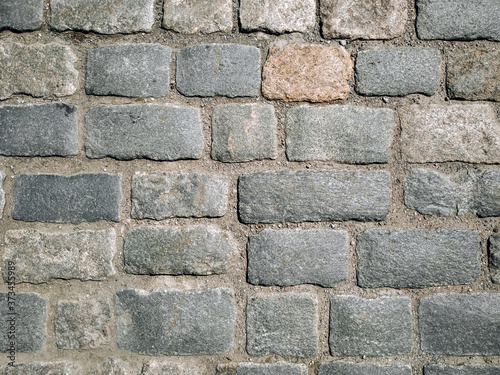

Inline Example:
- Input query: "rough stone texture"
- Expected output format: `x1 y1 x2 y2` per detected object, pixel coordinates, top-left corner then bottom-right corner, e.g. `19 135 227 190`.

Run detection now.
2 229 116 284
0 362 78 375
425 364 500 375
212 103 277 162
357 229 480 288
0 43 78 100
55 300 111 349
419 293 500 355
416 0 500 41
142 361 184 375
246 293 318 357
400 104 500 163
319 362 412 375
474 169 500 217
0 103 78 157
489 235 500 284
447 46 500 102
0 171 4 219
247 229 348 287
321 0 407 39
86 44 171 98
286 105 393 163
12 173 122 223
237 363 308 375
163 0 232 34
85 104 203 161
262 44 352 102
355 47 441 96
116 288 235 355
176 44 261 97
131 172 228 219
124 225 234 276
240 0 316 34
50 0 155 34
238 170 391 223
329 296 413 356
89 358 139 375
0 0 43 31
0 293 47 353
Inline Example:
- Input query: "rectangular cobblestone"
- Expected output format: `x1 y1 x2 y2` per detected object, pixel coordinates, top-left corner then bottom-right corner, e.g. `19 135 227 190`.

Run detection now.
0 362 78 375
425 364 500 375
0 0 43 31
236 362 308 375
489 235 500 284
319 362 411 375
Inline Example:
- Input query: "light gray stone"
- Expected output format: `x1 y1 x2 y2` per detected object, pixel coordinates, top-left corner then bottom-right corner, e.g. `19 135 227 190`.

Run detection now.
0 0 43 31
286 105 394 163
319 362 412 375
247 229 348 287
329 296 413 356
0 362 78 375
141 361 184 375
424 364 500 375
85 104 203 161
0 171 4 219
419 293 500 354
212 103 277 162
89 358 138 375
237 363 308 375
116 288 235 355
489 235 500 284
357 228 480 288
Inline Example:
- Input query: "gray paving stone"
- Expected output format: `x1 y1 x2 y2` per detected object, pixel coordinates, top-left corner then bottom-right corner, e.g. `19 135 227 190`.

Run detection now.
424 364 500 375
124 225 234 276
0 0 43 31
12 173 122 223
142 361 184 375
0 362 78 375
0 171 4 219
416 0 500 41
212 103 277 162
237 362 308 375
0 103 78 157
489 235 500 284
50 0 155 34
247 229 348 287
176 44 261 97
319 361 412 375
246 293 318 357
473 170 500 217
89 358 139 375
329 296 413 356
355 47 441 96
286 106 394 163
2 229 116 284
357 229 480 288
85 104 203 161
116 288 235 355
86 44 171 98
131 172 228 219
238 170 391 223
419 293 500 354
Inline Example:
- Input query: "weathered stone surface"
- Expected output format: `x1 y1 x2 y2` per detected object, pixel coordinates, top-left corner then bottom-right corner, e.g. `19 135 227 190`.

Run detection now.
238 170 391 223
85 104 203 160
0 103 78 157
89 358 138 375
237 363 308 375
246 293 318 357
247 229 348 287
3 229 116 284
286 105 393 163
0 362 78 375
419 293 500 354
416 0 500 41
329 296 412 356
163 0 232 34
356 47 441 96
447 46 500 102
12 173 122 223
0 0 43 31
400 104 500 163
142 361 184 375
0 43 78 100
116 288 235 355
321 0 407 39
55 300 111 349
425 364 500 375
489 235 500 284
357 229 480 288
50 0 155 34
212 103 277 162
474 170 500 217
0 293 47 353
240 0 316 34
86 44 171 98
124 225 233 276
262 44 352 102
176 44 261 97
319 361 411 375
0 171 4 219
132 172 228 219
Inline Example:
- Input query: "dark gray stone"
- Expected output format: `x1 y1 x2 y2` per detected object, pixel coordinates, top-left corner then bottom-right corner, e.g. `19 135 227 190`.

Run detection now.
176 44 261 97
12 173 122 223
237 363 308 375
473 170 500 217
319 361 412 375
329 296 413 356
238 170 391 223
116 288 235 355
247 229 348 287
85 104 203 161
0 362 78 375
419 293 500 355
286 106 394 163
357 228 480 288
424 364 500 375
489 235 500 284
246 293 318 357
355 47 441 96
0 0 43 31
